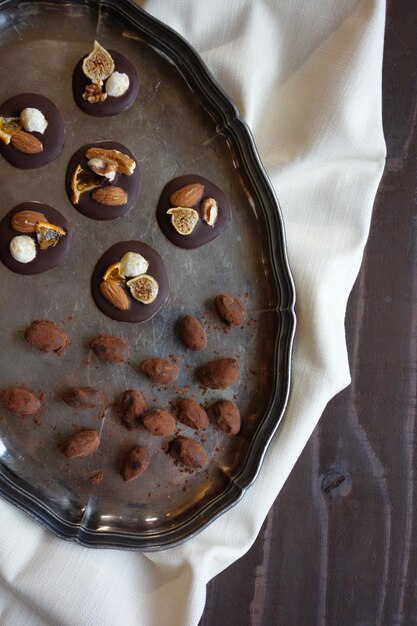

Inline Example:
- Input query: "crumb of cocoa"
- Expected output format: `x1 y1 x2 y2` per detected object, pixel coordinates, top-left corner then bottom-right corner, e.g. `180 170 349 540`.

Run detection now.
148 492 152 497
39 391 46 402
33 416 42 427
0 415 5 423
84 359 91 366
89 471 104 485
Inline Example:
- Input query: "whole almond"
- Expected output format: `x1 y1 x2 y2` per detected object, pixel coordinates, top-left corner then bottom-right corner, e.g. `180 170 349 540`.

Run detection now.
170 183 204 208
11 130 43 154
100 280 130 311
92 186 128 206
61 430 100 458
11 210 47 233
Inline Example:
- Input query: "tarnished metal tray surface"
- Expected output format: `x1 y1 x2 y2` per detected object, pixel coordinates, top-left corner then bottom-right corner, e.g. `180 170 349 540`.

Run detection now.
0 0 296 550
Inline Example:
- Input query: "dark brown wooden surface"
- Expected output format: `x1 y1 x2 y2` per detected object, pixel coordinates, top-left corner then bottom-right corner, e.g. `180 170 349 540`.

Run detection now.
201 2 416 625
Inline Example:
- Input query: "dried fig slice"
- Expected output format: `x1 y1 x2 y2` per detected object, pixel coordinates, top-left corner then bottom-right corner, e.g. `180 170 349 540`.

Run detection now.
167 207 199 235
82 41 115 82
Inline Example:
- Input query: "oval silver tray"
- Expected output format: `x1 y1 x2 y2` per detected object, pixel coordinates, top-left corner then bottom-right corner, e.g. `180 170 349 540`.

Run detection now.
0 0 296 550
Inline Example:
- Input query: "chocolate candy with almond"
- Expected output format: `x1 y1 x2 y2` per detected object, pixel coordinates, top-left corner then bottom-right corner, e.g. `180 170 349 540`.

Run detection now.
168 436 207 468
61 387 105 408
179 315 207 351
61 430 100 458
90 334 130 363
213 400 241 435
176 398 209 430
142 408 176 436
196 358 240 390
214 294 246 326
120 390 147 429
24 320 69 355
120 446 150 482
0 386 41 415
139 358 179 385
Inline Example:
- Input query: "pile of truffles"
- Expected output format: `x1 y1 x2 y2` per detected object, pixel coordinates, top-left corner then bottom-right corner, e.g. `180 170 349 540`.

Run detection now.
1 293 247 483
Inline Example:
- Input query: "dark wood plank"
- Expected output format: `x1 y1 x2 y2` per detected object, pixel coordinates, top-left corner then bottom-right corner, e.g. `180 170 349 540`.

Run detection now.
201 1 417 624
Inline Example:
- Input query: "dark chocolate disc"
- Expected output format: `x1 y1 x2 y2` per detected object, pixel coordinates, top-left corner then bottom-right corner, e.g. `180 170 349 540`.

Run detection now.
72 49 139 117
91 241 169 323
0 202 71 275
65 141 140 221
0 94 65 169
156 175 231 249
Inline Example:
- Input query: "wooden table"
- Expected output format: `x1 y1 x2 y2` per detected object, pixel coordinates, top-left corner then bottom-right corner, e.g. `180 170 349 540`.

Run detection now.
201 2 414 624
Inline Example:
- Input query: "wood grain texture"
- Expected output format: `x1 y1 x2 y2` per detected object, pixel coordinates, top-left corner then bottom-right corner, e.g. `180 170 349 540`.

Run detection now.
201 1 417 624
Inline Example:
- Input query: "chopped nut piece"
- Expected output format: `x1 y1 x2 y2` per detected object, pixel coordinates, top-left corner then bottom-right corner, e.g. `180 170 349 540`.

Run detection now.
82 41 115 82
35 222 66 250
119 252 149 278
83 81 108 104
88 157 117 181
201 197 218 227
127 274 159 304
20 108 48 134
71 164 101 204
10 235 36 263
167 207 199 235
105 71 130 97
0 116 21 145
85 147 136 175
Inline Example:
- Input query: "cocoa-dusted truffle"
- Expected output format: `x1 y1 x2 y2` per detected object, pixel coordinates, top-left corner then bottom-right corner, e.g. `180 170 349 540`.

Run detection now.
142 408 176 436
120 446 150 482
140 358 179 385
90 334 130 363
168 436 207 468
61 387 105 408
61 430 100 458
179 315 207 351
196 358 240 389
120 390 147 429
176 398 209 430
213 400 241 435
214 294 246 326
24 320 69 355
0 386 41 415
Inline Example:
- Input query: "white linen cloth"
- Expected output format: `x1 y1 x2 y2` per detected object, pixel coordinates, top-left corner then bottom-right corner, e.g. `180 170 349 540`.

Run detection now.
0 1 386 624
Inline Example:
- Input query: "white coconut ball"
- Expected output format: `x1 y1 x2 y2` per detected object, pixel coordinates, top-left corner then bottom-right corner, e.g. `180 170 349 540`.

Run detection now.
10 236 36 263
